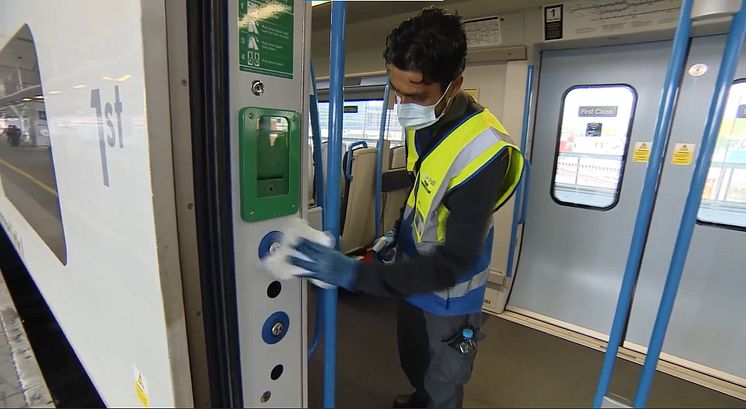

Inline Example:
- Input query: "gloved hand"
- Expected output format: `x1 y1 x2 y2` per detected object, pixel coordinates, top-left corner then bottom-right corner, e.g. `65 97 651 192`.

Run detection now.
288 238 359 291
377 230 397 262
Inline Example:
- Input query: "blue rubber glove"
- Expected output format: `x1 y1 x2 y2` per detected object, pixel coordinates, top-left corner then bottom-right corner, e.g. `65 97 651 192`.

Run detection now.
288 238 359 291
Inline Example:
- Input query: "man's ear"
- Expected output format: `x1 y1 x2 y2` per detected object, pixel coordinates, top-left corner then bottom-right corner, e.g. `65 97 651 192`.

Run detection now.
449 75 464 97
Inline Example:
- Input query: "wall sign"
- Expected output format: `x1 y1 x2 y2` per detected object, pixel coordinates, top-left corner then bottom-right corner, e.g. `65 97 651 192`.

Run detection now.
578 106 618 117
633 141 651 163
544 4 563 41
561 0 679 42
463 88 479 100
585 122 602 137
239 0 294 79
464 16 502 47
672 143 696 166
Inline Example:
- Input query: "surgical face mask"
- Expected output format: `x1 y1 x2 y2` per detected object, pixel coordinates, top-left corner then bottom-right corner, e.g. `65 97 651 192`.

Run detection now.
396 82 453 131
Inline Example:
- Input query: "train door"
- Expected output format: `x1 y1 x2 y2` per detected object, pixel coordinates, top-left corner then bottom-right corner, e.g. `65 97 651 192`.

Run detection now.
509 40 671 337
510 35 746 385
624 35 746 382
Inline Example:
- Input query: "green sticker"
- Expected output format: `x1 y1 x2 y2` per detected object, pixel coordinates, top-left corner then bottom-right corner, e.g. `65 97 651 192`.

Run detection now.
239 0 294 79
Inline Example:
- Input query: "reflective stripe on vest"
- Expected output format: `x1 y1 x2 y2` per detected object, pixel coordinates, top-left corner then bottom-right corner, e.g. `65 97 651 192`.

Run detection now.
401 109 524 315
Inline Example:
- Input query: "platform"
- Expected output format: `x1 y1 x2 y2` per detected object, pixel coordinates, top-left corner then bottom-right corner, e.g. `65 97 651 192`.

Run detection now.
0 272 52 408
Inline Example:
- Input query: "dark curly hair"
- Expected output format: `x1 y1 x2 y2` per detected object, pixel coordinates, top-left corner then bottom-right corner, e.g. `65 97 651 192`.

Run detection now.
384 7 467 91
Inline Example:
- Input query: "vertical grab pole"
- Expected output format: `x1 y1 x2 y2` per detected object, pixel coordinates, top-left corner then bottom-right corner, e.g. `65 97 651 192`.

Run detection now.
374 83 391 239
633 4 746 407
308 62 324 359
323 2 346 407
505 64 534 278
593 1 694 406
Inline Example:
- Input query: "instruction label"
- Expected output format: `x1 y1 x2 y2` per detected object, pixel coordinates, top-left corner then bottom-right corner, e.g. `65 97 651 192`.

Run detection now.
672 143 696 165
633 141 651 163
239 0 294 79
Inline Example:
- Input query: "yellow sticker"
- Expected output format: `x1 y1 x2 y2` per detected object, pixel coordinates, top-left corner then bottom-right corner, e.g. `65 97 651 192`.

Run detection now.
633 141 651 163
134 368 149 407
463 88 479 101
672 143 696 165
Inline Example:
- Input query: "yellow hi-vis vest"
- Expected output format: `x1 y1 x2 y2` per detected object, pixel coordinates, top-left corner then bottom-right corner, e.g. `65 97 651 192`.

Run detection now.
399 108 524 315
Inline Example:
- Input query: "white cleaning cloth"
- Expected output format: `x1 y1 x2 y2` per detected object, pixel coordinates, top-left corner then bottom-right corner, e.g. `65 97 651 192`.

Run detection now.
261 218 335 289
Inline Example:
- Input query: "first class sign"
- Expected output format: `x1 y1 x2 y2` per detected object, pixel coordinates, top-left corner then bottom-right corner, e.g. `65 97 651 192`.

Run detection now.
578 106 618 117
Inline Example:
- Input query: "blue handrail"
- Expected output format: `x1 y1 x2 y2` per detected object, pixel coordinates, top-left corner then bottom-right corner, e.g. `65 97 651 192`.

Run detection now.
633 4 746 407
593 2 694 406
505 64 535 278
374 83 392 238
344 141 369 181
307 62 324 359
322 2 346 407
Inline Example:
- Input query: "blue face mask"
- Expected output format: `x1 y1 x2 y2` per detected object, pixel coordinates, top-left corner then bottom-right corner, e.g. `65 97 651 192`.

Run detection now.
396 82 453 131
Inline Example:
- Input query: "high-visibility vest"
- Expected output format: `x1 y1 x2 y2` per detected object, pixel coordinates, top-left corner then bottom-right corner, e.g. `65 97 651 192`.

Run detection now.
399 108 524 316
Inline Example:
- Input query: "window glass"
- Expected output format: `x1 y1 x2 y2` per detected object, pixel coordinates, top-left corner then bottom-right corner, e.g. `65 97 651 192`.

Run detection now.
309 99 403 147
698 80 746 229
552 85 636 209
0 25 66 263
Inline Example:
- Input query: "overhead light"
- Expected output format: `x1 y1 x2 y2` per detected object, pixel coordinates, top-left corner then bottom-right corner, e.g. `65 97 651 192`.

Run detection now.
34 95 44 99
22 98 32 102
102 74 132 82
73 84 86 89
48 90 62 95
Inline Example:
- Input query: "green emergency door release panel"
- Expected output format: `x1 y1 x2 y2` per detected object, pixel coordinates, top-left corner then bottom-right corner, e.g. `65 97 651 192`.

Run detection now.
239 107 300 222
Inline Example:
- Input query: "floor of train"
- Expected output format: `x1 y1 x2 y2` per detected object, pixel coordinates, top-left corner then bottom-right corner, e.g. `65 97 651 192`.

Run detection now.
308 289 746 408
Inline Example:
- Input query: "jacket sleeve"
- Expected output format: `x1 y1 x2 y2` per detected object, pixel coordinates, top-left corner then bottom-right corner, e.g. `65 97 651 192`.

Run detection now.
354 149 510 297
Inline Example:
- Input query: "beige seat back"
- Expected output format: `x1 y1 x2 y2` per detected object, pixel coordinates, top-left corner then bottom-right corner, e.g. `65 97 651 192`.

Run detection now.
389 145 406 169
340 147 377 253
381 145 410 234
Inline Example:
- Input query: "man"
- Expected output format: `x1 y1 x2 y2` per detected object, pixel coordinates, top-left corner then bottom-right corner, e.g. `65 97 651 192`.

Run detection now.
290 8 523 408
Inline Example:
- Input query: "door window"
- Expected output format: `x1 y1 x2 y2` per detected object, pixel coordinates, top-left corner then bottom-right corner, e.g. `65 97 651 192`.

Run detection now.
552 84 637 209
698 80 746 229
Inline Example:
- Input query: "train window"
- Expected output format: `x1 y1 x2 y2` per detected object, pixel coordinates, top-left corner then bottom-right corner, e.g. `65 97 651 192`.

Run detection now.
551 84 637 210
310 99 403 147
698 80 746 229
0 25 66 263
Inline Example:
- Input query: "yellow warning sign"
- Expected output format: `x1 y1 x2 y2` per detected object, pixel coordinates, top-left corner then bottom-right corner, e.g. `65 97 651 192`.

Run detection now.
633 141 651 163
672 143 696 166
135 370 149 407
464 88 479 101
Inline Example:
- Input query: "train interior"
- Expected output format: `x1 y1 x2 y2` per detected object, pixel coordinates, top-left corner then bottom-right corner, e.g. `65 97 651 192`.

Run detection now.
0 0 744 408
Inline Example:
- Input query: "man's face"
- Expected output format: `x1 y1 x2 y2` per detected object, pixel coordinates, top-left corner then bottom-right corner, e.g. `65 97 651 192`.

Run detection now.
388 65 462 116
